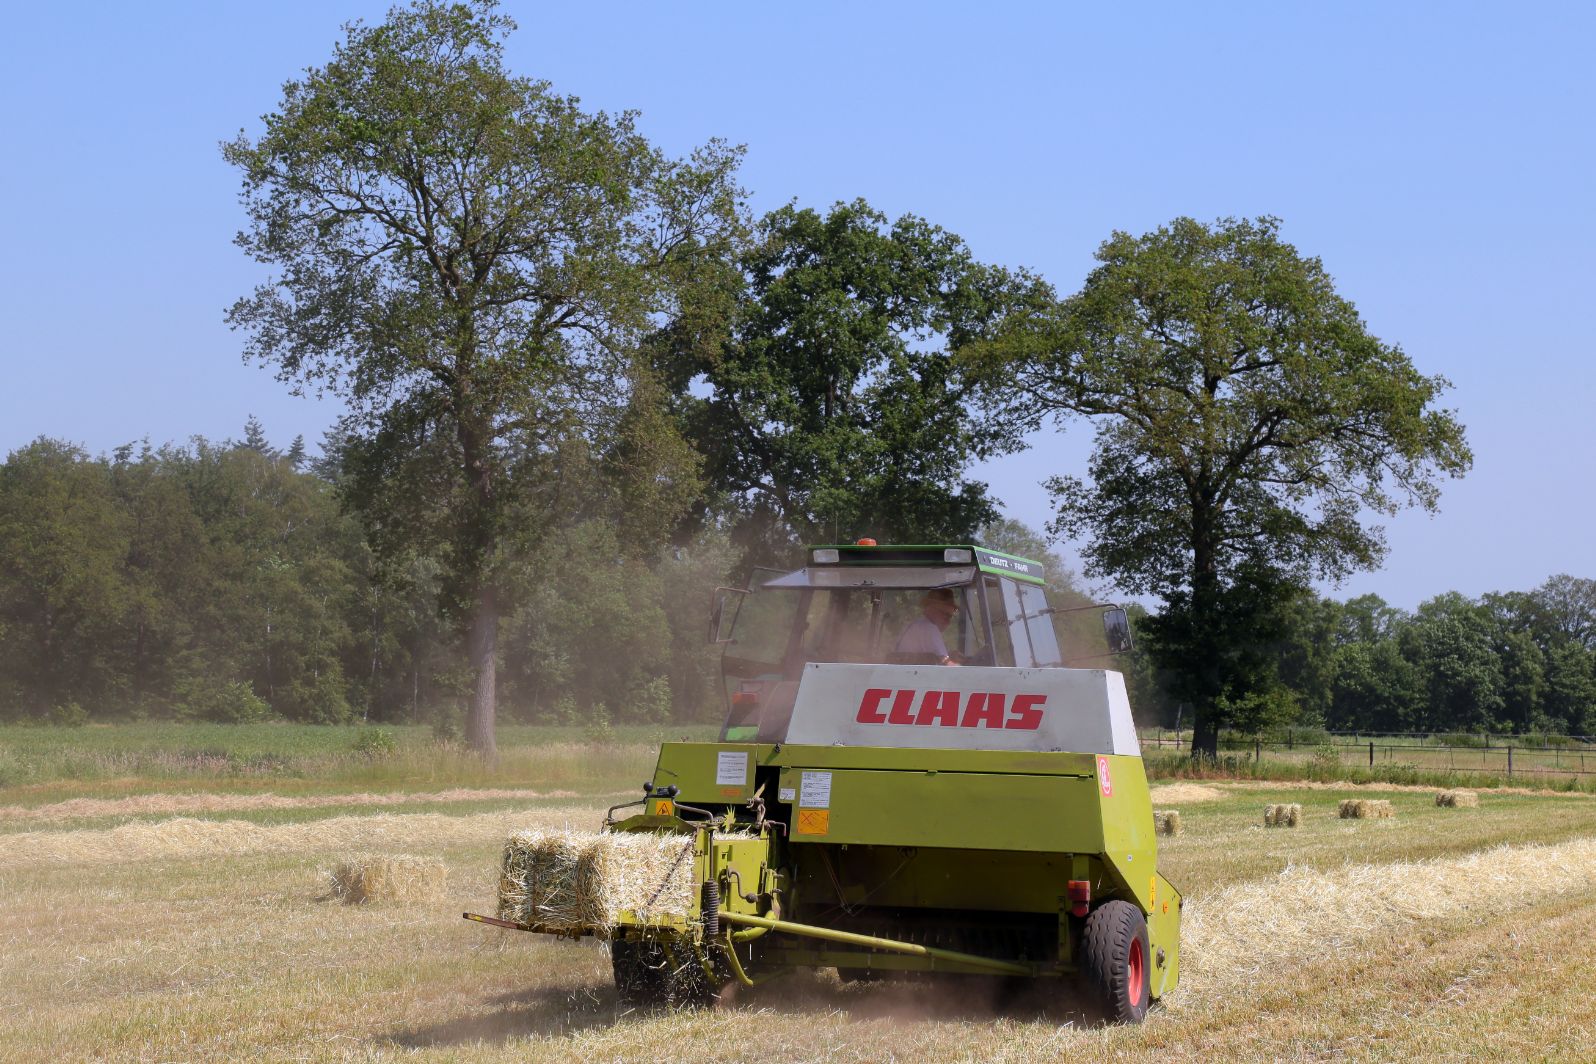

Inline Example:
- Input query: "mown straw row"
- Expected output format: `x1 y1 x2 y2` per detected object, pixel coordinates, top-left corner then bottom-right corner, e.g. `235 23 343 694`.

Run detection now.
0 786 575 823
1173 835 1596 1008
1338 798 1395 819
325 853 447 905
1264 803 1302 828
498 829 699 932
1436 789 1480 808
0 808 588 867
1154 810 1182 836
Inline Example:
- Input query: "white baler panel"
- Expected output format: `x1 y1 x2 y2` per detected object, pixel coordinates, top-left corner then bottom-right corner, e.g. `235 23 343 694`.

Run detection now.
784 663 1140 756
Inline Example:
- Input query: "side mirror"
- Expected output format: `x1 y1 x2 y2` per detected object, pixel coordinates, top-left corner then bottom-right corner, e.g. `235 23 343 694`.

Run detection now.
709 586 748 645
1102 607 1134 654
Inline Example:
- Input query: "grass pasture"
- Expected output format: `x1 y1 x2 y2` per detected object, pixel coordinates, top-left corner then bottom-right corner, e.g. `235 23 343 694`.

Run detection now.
4 727 1596 1061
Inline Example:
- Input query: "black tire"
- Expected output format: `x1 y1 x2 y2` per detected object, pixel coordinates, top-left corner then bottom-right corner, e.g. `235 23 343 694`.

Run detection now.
611 938 669 1009
1082 900 1151 1024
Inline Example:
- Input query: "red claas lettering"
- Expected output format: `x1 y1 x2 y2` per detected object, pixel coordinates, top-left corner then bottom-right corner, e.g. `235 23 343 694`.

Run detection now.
959 692 1006 729
855 688 890 724
915 690 960 727
886 689 917 725
1006 694 1046 729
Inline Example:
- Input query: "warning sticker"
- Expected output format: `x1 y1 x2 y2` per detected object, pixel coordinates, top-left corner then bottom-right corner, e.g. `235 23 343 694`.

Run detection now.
777 787 796 802
715 751 749 787
799 771 833 809
796 809 831 835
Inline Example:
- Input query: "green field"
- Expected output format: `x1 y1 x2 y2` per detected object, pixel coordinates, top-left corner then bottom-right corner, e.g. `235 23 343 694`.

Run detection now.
4 725 1595 1061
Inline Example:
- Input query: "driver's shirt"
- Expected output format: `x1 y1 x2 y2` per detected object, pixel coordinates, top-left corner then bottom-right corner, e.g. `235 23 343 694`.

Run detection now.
894 616 951 659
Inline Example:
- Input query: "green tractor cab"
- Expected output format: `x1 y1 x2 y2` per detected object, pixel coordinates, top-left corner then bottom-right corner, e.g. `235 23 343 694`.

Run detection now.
475 542 1179 1023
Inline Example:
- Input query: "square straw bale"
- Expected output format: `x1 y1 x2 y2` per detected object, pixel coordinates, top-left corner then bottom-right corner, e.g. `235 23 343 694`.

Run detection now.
1436 789 1480 808
1339 798 1395 819
497 829 698 932
1154 810 1182 836
1264 803 1302 828
326 853 447 905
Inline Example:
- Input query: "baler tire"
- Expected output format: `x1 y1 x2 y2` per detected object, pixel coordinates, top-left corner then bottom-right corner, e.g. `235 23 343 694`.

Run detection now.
611 938 669 1009
1082 900 1150 1024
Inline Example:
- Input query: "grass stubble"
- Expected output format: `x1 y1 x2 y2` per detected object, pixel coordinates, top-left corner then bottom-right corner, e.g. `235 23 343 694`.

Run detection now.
4 782 1596 1061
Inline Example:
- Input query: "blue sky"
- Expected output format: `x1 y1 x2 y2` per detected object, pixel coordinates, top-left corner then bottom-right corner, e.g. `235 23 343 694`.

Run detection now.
1 1 1590 609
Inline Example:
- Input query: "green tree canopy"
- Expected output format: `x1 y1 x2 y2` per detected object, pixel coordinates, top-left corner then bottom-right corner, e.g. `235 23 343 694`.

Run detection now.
969 216 1471 756
223 0 741 756
659 199 1044 562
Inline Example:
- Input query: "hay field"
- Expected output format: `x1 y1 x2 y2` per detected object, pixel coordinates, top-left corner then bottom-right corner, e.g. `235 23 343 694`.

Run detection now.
5 765 1596 1061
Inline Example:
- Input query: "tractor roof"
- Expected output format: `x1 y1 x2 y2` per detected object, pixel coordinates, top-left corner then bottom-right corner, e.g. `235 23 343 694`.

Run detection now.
805 543 1047 586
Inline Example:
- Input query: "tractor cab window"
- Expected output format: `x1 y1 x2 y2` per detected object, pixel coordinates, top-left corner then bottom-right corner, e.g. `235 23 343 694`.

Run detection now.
1018 584 1063 666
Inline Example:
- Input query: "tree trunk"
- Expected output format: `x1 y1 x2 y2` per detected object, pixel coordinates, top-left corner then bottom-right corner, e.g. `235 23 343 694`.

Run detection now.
1191 701 1220 760
467 583 498 761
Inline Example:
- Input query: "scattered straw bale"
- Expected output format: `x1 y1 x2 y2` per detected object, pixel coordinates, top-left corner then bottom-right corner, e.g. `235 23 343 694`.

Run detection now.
498 829 699 932
1338 798 1394 819
325 853 447 905
1436 790 1480 808
1154 810 1182 836
1264 803 1302 828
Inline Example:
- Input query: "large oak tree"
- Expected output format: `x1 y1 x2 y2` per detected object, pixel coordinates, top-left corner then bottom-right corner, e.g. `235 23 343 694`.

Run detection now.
225 0 740 756
970 216 1471 757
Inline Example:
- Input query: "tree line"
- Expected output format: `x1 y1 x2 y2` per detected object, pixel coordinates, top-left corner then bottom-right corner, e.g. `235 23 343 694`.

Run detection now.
0 423 735 727
2 427 1589 741
1123 577 1596 738
2 1 1486 757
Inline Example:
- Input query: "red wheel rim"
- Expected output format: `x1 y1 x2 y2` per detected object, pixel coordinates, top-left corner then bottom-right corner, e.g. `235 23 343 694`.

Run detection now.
1127 936 1145 1004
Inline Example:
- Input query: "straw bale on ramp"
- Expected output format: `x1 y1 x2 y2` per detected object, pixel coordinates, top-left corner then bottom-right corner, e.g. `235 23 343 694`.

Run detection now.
498 829 699 932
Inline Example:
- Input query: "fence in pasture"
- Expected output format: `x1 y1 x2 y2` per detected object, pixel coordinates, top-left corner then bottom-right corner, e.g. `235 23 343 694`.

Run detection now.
1140 729 1596 781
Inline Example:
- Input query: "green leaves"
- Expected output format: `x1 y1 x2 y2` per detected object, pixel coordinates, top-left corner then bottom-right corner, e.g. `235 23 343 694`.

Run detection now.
665 199 1042 559
972 216 1473 753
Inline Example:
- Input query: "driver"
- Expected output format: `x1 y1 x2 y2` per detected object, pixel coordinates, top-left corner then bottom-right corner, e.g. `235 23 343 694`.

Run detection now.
893 588 961 665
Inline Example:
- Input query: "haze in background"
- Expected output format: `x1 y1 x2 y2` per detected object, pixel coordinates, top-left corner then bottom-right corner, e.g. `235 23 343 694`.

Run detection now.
2 1 1589 609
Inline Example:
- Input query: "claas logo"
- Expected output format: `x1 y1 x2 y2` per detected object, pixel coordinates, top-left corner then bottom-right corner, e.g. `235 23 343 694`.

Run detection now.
854 688 1046 730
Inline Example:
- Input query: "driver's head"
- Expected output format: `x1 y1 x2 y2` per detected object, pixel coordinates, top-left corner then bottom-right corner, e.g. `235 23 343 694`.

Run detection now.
920 588 959 628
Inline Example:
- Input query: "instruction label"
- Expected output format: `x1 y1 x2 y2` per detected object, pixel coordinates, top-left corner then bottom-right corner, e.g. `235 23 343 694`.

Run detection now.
715 750 749 787
799 770 833 809
777 787 796 802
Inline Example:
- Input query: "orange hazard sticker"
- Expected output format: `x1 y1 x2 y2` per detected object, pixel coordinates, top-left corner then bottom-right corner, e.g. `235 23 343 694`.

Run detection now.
797 809 831 835
648 798 674 816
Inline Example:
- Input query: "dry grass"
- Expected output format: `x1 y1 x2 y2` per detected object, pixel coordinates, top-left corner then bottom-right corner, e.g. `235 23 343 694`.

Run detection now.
326 853 448 905
0 787 577 823
1153 810 1182 836
8 771 1596 1061
1437 789 1481 808
1339 798 1395 819
1148 783 1226 804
